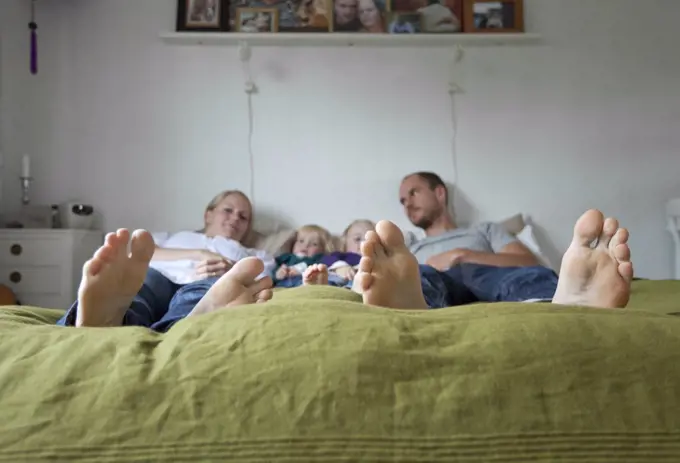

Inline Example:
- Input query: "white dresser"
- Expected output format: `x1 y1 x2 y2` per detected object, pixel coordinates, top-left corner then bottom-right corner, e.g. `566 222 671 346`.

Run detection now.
0 229 103 309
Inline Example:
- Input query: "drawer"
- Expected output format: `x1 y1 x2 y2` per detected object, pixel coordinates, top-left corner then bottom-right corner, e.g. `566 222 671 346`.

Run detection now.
0 266 63 294
0 238 67 266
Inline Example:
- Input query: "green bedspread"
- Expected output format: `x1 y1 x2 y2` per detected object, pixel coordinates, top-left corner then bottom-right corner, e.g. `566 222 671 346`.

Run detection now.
0 280 679 462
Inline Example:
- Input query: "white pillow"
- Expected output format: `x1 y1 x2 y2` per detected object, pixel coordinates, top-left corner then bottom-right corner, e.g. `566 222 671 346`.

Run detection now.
516 224 554 270
150 232 170 247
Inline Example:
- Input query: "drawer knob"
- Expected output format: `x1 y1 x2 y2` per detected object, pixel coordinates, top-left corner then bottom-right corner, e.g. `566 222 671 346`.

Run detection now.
10 244 22 256
9 271 21 283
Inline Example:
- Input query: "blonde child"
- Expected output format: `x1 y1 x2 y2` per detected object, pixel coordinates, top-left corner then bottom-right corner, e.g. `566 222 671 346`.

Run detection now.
316 219 376 284
273 224 334 287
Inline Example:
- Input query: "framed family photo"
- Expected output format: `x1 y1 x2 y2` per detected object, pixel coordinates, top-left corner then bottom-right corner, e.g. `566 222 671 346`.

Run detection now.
287 0 332 32
463 0 524 33
387 12 422 34
332 0 388 33
390 0 462 33
230 0 329 33
176 0 230 31
235 8 280 32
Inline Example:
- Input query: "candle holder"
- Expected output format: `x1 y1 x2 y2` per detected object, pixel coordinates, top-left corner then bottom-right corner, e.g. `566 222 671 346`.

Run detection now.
20 176 33 205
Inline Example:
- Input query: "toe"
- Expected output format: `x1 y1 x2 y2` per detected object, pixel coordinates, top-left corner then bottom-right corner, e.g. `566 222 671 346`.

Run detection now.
229 257 265 283
83 258 102 277
572 209 604 247
130 230 155 263
609 227 629 251
358 255 374 274
618 261 634 283
93 244 115 263
598 217 619 248
114 229 131 257
255 288 273 303
361 232 380 259
375 220 406 249
613 243 630 263
249 276 273 294
353 271 373 293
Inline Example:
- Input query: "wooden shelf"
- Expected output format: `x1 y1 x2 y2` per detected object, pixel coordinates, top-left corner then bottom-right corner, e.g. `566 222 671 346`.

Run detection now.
160 31 542 48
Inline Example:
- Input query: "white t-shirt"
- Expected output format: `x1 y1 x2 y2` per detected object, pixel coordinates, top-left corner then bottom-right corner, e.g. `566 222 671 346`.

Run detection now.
150 231 275 284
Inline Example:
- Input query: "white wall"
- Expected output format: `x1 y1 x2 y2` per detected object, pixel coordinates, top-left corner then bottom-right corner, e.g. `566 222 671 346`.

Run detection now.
0 0 73 209
3 0 680 278
0 0 31 208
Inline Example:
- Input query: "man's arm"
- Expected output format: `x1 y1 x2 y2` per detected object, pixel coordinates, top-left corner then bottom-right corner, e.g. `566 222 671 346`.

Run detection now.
425 242 540 270
152 246 206 261
458 241 539 267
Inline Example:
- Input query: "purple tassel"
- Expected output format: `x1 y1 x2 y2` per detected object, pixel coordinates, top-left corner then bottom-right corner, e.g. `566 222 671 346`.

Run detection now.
30 27 38 75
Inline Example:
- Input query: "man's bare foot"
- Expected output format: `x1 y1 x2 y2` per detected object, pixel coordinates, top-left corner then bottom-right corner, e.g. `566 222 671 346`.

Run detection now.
189 257 273 316
303 264 329 285
76 229 155 327
552 209 633 309
354 220 428 310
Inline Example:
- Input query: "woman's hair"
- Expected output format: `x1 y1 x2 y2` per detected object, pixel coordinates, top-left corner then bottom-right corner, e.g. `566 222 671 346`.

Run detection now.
341 219 375 251
201 190 253 241
296 224 336 253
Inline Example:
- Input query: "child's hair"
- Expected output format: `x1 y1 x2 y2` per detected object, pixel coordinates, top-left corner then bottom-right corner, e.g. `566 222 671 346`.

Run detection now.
296 224 335 253
341 219 376 251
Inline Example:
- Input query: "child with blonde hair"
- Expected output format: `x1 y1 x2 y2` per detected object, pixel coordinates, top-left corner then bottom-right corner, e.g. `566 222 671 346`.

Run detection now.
302 219 375 287
273 224 334 287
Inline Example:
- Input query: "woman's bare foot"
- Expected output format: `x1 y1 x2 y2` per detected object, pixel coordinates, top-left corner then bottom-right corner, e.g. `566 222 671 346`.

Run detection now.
189 257 273 316
76 229 155 327
354 220 428 310
552 209 633 309
303 264 329 285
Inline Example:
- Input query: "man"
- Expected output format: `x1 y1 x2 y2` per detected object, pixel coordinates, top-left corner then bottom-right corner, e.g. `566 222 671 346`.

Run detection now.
399 171 559 305
333 0 361 31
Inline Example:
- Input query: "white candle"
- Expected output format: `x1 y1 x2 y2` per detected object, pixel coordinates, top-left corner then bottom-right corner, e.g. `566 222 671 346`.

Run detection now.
21 154 30 178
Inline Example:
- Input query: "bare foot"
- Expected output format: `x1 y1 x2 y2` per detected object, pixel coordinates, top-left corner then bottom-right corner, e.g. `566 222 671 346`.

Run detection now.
552 209 633 309
303 264 329 285
189 257 273 316
76 229 155 327
354 220 428 310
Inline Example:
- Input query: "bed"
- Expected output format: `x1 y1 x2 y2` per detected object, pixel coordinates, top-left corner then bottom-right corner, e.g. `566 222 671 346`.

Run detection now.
1 279 679 462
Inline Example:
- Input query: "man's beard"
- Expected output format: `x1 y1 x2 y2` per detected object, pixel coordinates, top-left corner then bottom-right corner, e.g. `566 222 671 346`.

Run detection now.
412 211 435 230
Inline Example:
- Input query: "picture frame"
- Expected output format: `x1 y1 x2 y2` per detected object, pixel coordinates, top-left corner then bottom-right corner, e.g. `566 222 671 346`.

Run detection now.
332 0 388 33
176 0 230 32
387 11 422 34
463 0 523 33
235 7 280 32
390 0 462 33
284 0 332 32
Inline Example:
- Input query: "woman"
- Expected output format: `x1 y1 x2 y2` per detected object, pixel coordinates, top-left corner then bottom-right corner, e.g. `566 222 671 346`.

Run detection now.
57 190 274 332
357 0 385 33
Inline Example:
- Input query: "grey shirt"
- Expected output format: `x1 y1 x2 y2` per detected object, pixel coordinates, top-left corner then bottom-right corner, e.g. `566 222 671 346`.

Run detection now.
408 222 518 264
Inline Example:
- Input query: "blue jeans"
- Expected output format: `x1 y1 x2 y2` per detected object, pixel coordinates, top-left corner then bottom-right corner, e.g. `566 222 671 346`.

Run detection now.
419 264 558 309
56 268 219 333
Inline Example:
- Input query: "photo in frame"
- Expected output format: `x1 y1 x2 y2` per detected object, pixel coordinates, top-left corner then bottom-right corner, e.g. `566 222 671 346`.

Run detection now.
230 0 330 32
387 11 422 33
176 0 230 31
390 0 461 33
235 7 280 32
463 0 523 33
332 0 388 33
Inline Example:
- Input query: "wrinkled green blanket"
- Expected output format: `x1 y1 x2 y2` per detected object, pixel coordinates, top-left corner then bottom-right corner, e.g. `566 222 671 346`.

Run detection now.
0 280 679 462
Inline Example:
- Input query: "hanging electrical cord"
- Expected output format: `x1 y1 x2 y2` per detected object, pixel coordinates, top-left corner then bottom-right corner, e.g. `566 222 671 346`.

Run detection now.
447 45 464 211
238 41 257 204
29 0 38 75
